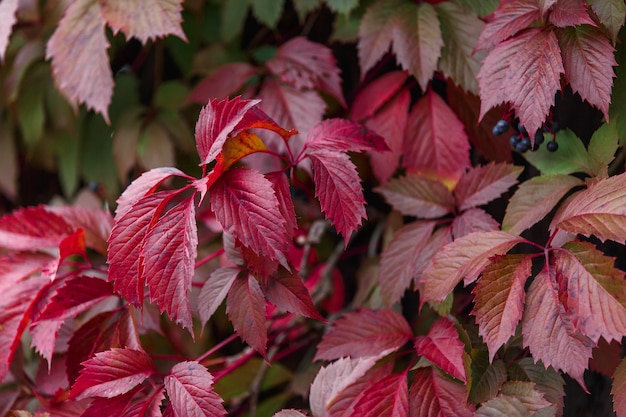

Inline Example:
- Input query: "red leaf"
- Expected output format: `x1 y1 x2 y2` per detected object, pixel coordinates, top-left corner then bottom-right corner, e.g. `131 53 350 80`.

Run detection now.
454 162 523 211
557 25 616 121
194 96 261 166
81 390 138 417
451 208 499 239
267 37 345 106
210 168 289 265
0 252 54 293
226 275 267 357
0 206 73 251
263 270 324 321
379 221 437 305
475 0 541 51
478 29 564 138
99 0 186 43
376 173 454 218
315 309 412 361
188 63 257 104
612 357 626 417
164 361 226 417
304 118 389 154
309 356 378 417
267 171 298 235
0 0 18 61
0 274 48 381
503 174 583 234
49 206 114 255
308 150 366 242
351 372 409 417
122 389 166 417
421 231 526 304
521 265 594 387
556 241 626 343
108 190 176 306
403 89 471 184
69 348 156 400
472 254 532 361
539 0 558 14
409 367 474 417
36 276 114 322
548 0 595 27
351 71 409 122
551 172 626 243
415 317 467 381
114 167 189 222
198 266 240 328
143 195 198 330
46 0 113 120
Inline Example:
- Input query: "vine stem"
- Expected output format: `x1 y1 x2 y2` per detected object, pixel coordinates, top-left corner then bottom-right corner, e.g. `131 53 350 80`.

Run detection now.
196 333 240 364
195 248 225 269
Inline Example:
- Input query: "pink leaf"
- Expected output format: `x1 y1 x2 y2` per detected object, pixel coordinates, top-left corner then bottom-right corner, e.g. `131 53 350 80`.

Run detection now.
421 231 526 304
36 276 114 322
188 63 257 104
122 389 166 417
198 266 240 328
357 0 395 77
379 221 437 306
557 25 616 121
0 252 53 294
226 275 267 357
267 37 345 106
352 372 409 417
521 265 594 387
304 118 388 154
454 162 523 211
451 208 499 240
612 357 626 417
551 172 626 243
143 195 198 330
588 0 626 42
273 411 308 417
415 317 467 381
548 0 596 27
210 168 289 265
46 0 113 120
351 71 409 122
195 96 261 166
308 150 366 242
475 0 541 51
115 167 189 222
81 390 138 417
69 348 156 400
48 206 114 255
164 361 226 417
472 254 532 361
0 0 18 61
263 270 324 321
478 29 564 138
309 357 378 417
556 241 626 343
403 89 471 184
376 173 454 218
503 174 583 234
409 367 474 417
315 309 412 361
0 206 73 251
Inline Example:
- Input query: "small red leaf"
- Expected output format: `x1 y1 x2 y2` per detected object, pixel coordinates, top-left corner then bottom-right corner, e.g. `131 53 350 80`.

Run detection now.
376 173 454 218
226 275 267 357
267 171 298 235
0 0 18 61
69 348 156 400
415 317 467 381
454 162 523 211
548 0 595 27
475 0 541 51
315 309 412 361
188 63 257 104
263 270 324 321
198 266 240 328
403 89 471 184
308 150 366 242
409 367 474 417
451 208 499 239
352 372 409 417
0 206 73 251
164 361 226 417
304 118 389 154
210 168 289 265
351 71 409 122
36 276 114 322
48 206 114 255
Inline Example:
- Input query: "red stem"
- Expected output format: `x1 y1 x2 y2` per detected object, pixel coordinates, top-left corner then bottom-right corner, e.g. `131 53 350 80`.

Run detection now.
195 248 225 269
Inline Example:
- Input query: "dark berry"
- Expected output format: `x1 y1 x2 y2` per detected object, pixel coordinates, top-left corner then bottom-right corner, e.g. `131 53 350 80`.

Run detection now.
510 134 521 148
547 141 558 152
517 123 527 134
516 137 531 153
534 130 545 145
492 119 509 136
550 121 560 133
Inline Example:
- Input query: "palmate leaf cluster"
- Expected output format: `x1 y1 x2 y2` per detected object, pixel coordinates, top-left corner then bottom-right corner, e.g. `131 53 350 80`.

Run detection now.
1 0 626 416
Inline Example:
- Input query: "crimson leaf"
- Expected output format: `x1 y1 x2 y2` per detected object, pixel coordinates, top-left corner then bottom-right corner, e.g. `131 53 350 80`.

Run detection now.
351 372 409 417
188 63 257 104
315 309 412 361
409 367 474 417
454 162 523 211
548 0 595 27
350 71 409 122
303 118 388 154
226 275 267 357
198 266 240 328
475 0 541 51
36 276 114 322
0 205 73 251
164 361 226 417
263 270 324 321
415 317 467 381
69 348 156 400
450 208 499 239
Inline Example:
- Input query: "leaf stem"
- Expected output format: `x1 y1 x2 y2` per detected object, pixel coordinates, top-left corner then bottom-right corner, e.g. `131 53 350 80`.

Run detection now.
195 248 225 269
196 333 240 364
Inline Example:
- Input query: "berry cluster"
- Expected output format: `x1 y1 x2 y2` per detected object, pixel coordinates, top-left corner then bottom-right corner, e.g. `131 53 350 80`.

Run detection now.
492 118 560 153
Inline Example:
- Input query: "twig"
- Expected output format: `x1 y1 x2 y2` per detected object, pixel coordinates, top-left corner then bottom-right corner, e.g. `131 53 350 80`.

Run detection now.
248 333 286 417
299 220 329 278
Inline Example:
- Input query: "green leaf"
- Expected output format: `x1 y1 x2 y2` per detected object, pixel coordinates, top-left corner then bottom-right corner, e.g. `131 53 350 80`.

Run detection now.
453 0 499 17
587 0 626 43
55 131 80 197
154 81 188 111
331 11 362 43
221 0 250 42
80 113 119 198
293 0 322 21
468 350 507 404
325 0 359 15
515 358 565 414
523 129 591 175
164 11 198 75
17 64 47 147
251 0 284 28
436 2 485 94
213 358 292 401
609 34 626 143
0 122 18 199
588 122 619 176
110 73 140 126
